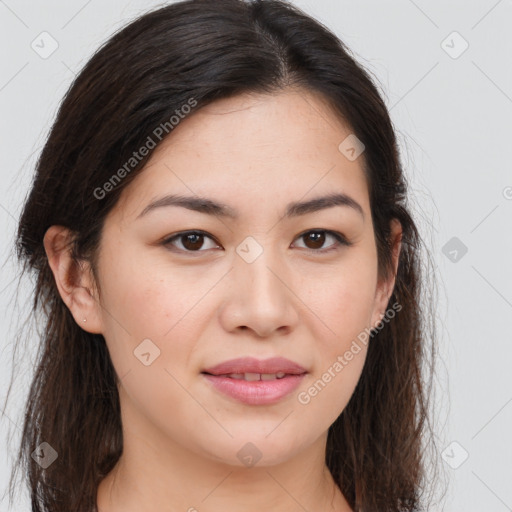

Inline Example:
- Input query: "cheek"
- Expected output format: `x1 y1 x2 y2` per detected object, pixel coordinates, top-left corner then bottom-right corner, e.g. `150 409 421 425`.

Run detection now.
98 241 186 335
306 255 377 344
96 244 200 381
297 272 373 424
96 257 203 435
298 255 375 415
297 342 368 432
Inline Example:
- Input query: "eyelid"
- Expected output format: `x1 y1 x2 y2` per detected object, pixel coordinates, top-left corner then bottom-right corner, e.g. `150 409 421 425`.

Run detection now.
161 229 352 254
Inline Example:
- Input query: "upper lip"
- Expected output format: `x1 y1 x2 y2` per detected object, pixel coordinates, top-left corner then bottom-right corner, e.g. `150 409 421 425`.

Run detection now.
202 357 307 376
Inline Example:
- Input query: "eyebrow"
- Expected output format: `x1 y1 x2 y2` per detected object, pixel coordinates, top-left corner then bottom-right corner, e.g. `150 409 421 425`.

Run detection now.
136 192 365 221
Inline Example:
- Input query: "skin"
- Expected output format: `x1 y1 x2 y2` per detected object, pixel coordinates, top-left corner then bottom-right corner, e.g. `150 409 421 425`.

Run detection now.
44 88 401 512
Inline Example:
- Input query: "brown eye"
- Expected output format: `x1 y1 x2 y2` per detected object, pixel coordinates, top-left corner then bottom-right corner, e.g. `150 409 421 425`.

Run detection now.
181 233 204 251
303 231 326 250
162 231 219 252
162 229 351 256
293 229 351 253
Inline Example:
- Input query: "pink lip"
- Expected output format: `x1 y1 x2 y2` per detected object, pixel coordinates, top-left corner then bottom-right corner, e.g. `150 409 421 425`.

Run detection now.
202 374 306 405
202 356 307 376
201 357 308 405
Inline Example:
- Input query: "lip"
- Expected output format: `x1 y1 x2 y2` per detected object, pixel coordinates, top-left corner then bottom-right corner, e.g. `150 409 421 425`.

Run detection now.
202 374 306 405
202 356 307 376
201 357 308 405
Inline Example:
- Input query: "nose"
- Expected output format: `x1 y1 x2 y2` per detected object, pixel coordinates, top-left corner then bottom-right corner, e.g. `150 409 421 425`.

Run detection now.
218 245 300 338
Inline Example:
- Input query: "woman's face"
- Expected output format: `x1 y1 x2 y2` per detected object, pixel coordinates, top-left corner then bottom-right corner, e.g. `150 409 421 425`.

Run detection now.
90 89 399 467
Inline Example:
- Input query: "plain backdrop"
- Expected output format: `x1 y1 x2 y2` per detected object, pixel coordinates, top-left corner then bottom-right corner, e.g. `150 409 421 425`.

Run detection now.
1 1 511 511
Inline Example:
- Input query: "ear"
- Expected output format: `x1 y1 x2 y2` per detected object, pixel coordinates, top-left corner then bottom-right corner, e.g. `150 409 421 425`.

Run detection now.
43 225 103 334
370 218 402 330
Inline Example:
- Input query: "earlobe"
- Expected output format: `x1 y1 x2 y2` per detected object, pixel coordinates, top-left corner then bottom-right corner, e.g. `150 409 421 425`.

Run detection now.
43 225 103 334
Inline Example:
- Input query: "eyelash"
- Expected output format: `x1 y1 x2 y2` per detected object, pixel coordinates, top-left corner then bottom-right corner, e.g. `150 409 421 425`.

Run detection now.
161 229 352 255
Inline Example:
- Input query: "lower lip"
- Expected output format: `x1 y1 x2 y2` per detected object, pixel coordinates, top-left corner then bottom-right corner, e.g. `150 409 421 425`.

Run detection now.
202 373 306 405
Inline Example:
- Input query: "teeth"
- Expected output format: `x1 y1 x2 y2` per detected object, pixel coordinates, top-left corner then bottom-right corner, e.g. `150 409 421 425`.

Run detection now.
223 372 288 381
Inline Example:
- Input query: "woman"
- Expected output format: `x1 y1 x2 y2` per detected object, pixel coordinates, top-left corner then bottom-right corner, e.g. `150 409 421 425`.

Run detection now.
7 0 441 510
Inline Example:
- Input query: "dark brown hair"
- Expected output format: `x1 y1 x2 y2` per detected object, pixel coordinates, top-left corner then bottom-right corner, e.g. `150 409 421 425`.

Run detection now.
4 0 445 510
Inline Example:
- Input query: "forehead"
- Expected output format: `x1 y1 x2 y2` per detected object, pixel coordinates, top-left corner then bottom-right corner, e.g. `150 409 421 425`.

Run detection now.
114 89 370 221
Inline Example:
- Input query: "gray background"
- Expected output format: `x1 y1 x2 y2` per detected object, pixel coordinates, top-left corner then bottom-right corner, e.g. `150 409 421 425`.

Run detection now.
1 0 511 511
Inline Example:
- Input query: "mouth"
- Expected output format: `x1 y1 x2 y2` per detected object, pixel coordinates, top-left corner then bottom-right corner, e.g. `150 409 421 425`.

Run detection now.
201 357 308 405
201 373 306 405
201 371 299 380
202 356 307 376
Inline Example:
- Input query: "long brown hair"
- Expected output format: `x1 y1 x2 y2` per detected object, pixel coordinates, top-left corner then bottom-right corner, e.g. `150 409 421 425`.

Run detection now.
4 0 445 510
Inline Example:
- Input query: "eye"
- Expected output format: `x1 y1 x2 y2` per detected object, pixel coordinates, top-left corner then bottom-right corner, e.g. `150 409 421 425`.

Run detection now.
162 230 220 253
292 229 351 253
161 229 352 255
